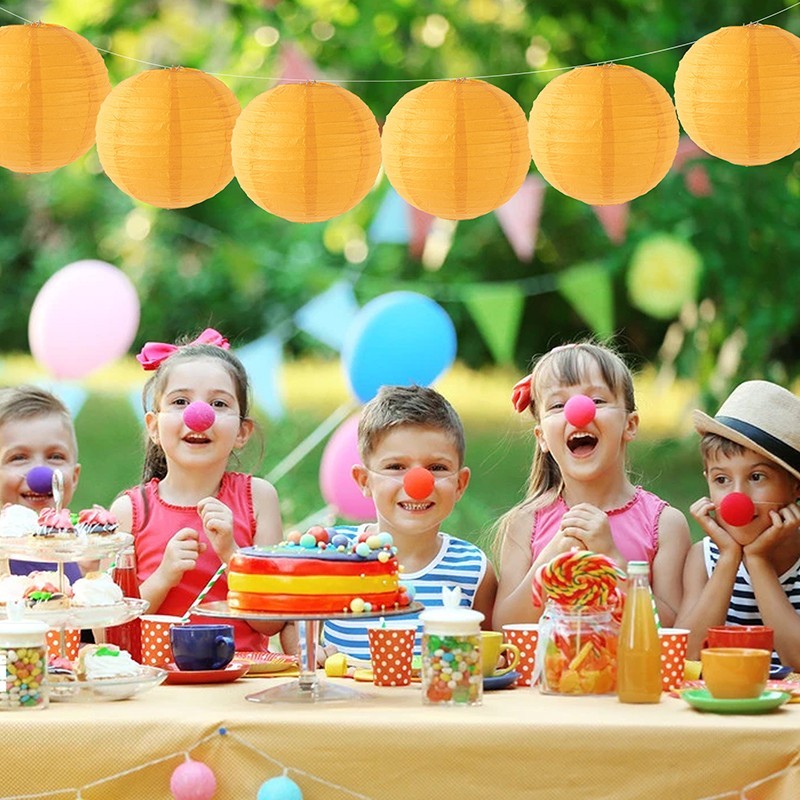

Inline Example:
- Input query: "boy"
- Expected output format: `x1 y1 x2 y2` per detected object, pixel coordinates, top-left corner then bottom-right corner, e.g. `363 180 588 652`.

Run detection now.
322 384 497 660
0 386 82 580
676 380 800 669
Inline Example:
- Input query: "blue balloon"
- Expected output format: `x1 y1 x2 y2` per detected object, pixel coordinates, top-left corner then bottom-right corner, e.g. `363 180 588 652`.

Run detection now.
342 291 457 403
257 776 303 800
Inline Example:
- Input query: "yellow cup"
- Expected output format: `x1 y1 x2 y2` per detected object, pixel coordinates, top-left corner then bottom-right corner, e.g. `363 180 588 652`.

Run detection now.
481 631 520 678
701 647 770 699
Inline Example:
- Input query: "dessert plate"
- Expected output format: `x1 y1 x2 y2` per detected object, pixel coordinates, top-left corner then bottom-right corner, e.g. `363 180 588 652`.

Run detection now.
164 662 249 684
0 532 133 561
49 665 167 702
483 670 520 691
681 688 791 714
0 597 149 628
235 651 298 674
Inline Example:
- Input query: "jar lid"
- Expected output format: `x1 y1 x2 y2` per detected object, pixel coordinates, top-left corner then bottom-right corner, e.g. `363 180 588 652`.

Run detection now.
627 560 649 575
419 606 484 636
0 619 49 647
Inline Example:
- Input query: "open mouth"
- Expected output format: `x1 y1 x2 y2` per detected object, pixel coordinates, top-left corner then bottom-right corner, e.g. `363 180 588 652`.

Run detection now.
399 501 434 512
183 434 211 445
567 432 598 457
21 492 52 503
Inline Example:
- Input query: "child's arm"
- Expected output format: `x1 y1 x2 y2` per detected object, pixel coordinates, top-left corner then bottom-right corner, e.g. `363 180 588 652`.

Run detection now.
472 560 498 630
743 504 800 669
650 505 692 627
251 478 284 546
675 497 743 658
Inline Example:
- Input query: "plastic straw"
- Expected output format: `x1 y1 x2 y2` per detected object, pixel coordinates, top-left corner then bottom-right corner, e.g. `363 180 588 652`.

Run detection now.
181 562 227 623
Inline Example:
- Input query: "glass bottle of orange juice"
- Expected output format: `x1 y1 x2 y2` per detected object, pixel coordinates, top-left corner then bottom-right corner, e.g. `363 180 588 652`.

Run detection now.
617 561 661 704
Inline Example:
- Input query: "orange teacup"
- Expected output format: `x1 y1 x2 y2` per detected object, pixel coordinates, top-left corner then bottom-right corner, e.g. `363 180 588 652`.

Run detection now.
701 647 770 699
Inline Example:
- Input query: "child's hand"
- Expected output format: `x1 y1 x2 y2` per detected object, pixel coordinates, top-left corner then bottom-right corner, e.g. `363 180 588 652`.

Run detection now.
559 503 614 554
744 502 800 559
197 497 236 563
159 527 206 585
690 497 743 558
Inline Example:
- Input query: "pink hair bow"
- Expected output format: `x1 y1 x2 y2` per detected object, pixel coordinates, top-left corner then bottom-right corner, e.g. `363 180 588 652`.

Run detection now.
136 328 230 371
511 374 533 413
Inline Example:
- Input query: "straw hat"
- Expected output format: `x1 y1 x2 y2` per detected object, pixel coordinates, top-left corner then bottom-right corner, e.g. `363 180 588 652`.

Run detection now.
693 380 800 480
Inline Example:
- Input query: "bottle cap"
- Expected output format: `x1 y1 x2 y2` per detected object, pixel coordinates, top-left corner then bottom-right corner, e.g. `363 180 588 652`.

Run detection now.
627 560 649 574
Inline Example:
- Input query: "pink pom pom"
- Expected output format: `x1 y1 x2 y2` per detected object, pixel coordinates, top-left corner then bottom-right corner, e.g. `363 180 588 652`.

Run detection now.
403 467 435 500
718 492 755 527
564 394 596 428
183 401 215 432
170 759 217 800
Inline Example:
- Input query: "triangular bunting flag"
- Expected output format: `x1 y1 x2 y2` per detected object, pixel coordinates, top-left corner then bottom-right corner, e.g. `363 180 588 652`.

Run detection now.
277 42 321 83
408 204 435 260
39 381 88 420
592 203 629 245
556 263 615 339
671 135 708 172
128 386 145 428
463 284 525 365
369 187 410 244
494 175 546 262
294 281 359 352
236 333 285 420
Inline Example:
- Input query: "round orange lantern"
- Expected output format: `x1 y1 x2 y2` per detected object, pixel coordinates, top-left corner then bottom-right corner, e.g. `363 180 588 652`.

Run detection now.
529 65 679 205
96 67 240 208
232 82 381 223
0 23 110 173
381 79 530 220
674 24 800 166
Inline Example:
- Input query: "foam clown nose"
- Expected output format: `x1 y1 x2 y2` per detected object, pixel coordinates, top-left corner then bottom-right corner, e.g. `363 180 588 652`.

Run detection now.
564 394 596 428
403 467 435 500
718 492 755 527
183 401 216 432
26 466 54 495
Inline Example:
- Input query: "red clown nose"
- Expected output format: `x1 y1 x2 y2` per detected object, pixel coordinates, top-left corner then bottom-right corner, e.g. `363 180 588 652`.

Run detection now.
718 492 755 527
564 394 596 428
403 467 435 500
183 401 215 432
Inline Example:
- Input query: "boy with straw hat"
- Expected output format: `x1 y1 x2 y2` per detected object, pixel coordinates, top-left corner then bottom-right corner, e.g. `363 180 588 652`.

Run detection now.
676 380 800 669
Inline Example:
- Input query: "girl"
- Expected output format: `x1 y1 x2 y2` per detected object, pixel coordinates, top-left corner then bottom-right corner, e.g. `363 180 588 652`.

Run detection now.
110 329 284 650
492 342 690 629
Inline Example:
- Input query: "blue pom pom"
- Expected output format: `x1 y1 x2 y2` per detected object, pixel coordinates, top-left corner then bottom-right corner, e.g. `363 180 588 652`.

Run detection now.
257 776 303 800
26 466 54 495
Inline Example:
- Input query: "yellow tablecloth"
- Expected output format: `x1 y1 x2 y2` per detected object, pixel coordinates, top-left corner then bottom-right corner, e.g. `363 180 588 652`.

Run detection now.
1 678 799 800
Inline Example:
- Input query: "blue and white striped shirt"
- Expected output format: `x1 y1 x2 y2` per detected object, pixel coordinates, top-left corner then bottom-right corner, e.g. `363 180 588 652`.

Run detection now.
323 527 488 661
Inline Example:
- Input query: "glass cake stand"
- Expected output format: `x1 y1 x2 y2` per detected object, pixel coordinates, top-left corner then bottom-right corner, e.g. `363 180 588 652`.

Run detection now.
194 600 423 704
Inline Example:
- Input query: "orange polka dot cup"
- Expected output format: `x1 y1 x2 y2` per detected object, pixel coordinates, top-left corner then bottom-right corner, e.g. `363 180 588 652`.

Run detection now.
367 624 416 686
501 624 539 686
46 628 80 662
658 627 689 692
141 615 184 668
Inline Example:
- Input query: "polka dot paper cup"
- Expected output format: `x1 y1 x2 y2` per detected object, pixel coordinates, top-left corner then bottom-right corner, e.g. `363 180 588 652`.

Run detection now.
141 615 185 668
659 627 689 692
46 628 80 662
501 624 539 686
367 625 416 686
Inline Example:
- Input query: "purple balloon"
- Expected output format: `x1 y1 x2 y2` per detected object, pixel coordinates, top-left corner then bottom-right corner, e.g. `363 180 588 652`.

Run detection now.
26 466 54 495
183 401 215 432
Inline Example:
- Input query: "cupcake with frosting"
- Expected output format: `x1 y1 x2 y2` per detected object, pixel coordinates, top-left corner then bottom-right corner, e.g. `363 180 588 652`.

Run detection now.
76 505 119 537
23 580 69 609
34 508 76 539
76 644 140 680
71 572 124 606
0 503 38 538
0 574 34 605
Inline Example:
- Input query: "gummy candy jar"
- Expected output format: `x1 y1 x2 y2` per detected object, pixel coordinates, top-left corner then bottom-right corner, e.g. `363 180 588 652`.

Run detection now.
536 604 618 696
0 619 49 710
420 601 484 707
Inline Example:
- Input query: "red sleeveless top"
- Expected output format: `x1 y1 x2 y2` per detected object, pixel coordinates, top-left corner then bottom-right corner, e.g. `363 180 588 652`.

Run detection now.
126 472 267 651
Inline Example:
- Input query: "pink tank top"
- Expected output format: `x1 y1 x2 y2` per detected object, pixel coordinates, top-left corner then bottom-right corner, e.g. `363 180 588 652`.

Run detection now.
531 487 666 567
126 471 267 651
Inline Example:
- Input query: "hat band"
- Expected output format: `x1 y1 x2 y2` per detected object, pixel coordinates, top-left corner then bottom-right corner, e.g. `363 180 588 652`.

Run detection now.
716 415 800 474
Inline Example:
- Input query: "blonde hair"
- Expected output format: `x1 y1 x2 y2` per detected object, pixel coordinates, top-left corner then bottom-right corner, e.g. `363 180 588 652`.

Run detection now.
0 385 77 455
494 342 635 557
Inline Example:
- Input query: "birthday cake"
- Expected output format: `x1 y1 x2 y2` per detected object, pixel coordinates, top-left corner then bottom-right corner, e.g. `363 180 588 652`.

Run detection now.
227 527 411 614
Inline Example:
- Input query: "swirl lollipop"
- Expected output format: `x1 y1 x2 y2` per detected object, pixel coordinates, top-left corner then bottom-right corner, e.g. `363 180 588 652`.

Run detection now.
403 467 435 500
26 466 54 495
718 492 755 527
532 549 624 610
564 394 596 428
183 401 215 432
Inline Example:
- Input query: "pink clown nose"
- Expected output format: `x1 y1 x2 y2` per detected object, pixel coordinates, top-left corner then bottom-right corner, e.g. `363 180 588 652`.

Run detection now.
404 467 435 500
183 401 216 432
718 492 755 527
564 394 596 428
26 466 54 495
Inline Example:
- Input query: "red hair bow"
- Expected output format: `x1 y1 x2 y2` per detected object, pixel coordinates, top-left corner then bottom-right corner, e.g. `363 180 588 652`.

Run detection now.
136 328 230 371
511 374 533 413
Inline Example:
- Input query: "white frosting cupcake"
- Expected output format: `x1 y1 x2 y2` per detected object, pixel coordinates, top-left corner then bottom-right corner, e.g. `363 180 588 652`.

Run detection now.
77 645 140 680
71 572 124 606
0 504 38 537
0 574 34 604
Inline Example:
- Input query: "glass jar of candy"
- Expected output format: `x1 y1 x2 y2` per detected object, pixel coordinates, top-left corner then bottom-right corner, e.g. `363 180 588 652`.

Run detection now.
420 606 484 706
537 604 619 696
0 619 49 710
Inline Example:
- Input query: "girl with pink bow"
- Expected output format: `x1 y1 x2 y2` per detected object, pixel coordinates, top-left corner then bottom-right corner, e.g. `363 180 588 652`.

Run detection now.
111 329 285 651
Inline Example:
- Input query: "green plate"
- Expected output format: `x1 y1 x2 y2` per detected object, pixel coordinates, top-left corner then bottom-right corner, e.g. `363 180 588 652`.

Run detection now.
682 688 791 714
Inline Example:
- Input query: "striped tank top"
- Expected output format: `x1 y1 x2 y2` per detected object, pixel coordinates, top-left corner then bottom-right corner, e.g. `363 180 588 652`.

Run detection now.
703 537 800 667
323 527 488 661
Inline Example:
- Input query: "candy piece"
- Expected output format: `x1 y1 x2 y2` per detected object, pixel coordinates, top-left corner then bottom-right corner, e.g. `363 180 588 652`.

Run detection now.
324 652 348 677
26 466 54 495
183 401 215 432
718 492 755 527
564 394 596 427
532 550 624 611
404 467 435 500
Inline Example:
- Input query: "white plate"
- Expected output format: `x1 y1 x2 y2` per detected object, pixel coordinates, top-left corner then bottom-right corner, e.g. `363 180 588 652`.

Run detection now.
0 531 133 561
49 665 167 702
0 598 149 628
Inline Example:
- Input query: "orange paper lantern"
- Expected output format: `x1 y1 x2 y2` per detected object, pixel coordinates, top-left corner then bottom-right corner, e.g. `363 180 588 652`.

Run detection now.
232 82 381 223
96 67 240 208
529 65 679 205
381 79 530 220
0 22 110 173
674 24 800 166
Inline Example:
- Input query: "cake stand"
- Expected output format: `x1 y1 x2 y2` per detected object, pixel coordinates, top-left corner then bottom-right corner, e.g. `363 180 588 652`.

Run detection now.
194 600 423 704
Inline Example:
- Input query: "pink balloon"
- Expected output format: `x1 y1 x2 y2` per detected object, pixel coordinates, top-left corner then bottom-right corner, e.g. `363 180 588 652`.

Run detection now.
170 759 217 800
28 259 140 379
319 414 375 522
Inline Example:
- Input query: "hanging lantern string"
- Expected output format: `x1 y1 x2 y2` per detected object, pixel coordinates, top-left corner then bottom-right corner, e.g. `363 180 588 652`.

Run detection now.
1 1 799 84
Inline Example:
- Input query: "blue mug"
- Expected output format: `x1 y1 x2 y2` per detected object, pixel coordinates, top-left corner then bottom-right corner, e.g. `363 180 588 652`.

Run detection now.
170 624 235 671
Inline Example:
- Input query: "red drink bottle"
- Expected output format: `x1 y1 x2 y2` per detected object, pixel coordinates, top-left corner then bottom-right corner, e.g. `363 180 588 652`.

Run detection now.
105 547 142 661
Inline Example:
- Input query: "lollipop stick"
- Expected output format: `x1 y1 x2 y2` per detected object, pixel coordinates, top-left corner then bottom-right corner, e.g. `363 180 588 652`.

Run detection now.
181 562 227 623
